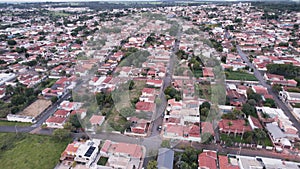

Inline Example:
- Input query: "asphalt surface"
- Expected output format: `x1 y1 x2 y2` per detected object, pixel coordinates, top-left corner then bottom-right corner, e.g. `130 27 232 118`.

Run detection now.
237 46 300 133
0 91 71 133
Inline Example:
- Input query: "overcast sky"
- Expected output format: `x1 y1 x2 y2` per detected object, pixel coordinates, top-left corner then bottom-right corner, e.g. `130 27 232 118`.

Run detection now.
0 0 142 2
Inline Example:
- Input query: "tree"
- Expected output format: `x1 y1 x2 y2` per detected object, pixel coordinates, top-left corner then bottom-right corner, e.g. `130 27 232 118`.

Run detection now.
119 107 135 117
129 80 135 90
53 129 70 141
63 122 75 131
242 103 257 117
51 96 58 104
201 132 213 144
7 39 17 46
200 101 211 110
147 160 158 169
254 129 267 145
264 98 276 108
69 114 82 129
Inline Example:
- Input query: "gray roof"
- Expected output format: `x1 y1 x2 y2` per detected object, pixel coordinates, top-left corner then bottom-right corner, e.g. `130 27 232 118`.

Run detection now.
157 148 174 169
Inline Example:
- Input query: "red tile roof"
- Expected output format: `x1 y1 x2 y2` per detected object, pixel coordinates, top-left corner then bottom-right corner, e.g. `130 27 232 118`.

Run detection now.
219 156 240 169
218 119 252 134
46 116 66 124
54 109 69 117
249 116 263 129
89 115 105 125
198 151 217 169
135 102 155 112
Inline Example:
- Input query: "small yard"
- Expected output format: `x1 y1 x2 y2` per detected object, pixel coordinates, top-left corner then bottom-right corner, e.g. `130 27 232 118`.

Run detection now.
220 131 273 147
225 71 258 81
0 133 70 169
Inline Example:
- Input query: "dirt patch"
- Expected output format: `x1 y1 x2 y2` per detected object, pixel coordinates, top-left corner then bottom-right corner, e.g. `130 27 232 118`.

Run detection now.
19 99 52 118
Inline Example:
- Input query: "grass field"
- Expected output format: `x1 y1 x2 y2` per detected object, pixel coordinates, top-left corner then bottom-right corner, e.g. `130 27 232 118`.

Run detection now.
225 71 258 81
0 120 31 127
0 133 70 169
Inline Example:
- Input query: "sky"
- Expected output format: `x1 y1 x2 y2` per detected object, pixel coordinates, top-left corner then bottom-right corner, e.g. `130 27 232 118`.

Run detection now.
0 0 140 3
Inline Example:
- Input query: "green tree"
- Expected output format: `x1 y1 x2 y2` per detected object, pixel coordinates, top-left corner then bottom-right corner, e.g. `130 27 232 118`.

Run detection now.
51 96 58 104
242 103 257 117
120 107 135 117
53 129 70 141
69 114 81 129
129 80 135 90
147 160 158 169
7 39 17 46
201 132 213 144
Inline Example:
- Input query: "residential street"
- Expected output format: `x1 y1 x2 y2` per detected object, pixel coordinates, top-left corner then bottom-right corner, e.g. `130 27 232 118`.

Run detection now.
0 91 71 133
237 46 300 133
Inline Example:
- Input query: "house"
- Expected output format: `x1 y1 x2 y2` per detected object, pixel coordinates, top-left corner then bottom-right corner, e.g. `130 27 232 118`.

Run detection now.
59 101 83 111
219 156 240 169
89 115 105 126
146 79 163 88
157 148 174 169
142 88 156 96
60 142 81 162
74 139 101 167
45 116 67 129
70 109 87 119
264 73 297 87
226 89 247 107
127 117 150 135
218 119 252 135
99 140 144 169
248 116 263 130
53 109 70 118
135 101 156 113
203 67 214 78
198 150 217 169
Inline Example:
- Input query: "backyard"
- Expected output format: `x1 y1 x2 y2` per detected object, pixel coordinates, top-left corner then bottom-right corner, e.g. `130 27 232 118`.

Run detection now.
225 71 258 81
0 133 70 169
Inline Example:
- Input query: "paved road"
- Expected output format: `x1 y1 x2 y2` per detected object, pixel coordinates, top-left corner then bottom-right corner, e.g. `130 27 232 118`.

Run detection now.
237 46 300 133
149 28 182 138
191 142 300 162
0 91 71 133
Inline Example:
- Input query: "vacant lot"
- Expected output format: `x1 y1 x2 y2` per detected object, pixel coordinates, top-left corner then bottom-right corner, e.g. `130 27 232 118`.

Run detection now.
225 71 258 81
0 133 70 169
19 99 52 118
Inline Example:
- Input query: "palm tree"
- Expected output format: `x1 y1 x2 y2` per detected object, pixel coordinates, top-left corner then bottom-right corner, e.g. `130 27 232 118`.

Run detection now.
227 121 233 136
254 129 267 145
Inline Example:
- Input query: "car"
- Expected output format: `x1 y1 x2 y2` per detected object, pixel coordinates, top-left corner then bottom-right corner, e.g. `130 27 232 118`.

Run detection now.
157 125 162 131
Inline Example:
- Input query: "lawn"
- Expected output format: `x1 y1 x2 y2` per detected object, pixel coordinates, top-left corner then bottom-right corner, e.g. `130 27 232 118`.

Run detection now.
220 133 273 147
225 71 258 81
0 133 70 169
0 120 32 127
